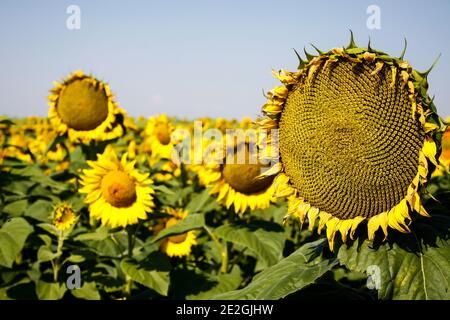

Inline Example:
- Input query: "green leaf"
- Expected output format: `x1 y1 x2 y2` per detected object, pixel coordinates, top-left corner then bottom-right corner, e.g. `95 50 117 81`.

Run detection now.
25 200 53 222
36 281 67 300
71 282 101 300
338 197 450 300
153 185 175 195
37 246 61 263
152 214 205 242
188 266 242 300
185 189 214 214
0 217 34 268
214 220 285 267
37 223 59 237
74 226 110 242
212 239 338 300
67 254 86 263
10 165 69 192
338 237 450 300
121 253 171 296
38 234 52 247
2 199 28 217
46 134 66 154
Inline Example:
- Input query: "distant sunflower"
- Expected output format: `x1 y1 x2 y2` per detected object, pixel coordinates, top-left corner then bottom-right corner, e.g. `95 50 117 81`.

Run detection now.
257 36 444 249
79 147 155 228
48 70 125 143
199 137 275 214
143 114 175 159
152 159 181 182
160 208 197 257
53 203 76 231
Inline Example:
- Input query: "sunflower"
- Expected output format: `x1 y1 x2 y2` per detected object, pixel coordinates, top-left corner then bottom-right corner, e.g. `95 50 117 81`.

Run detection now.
79 146 155 228
53 203 77 231
439 117 450 166
143 114 176 159
151 159 181 182
159 208 197 257
48 70 125 143
257 36 444 250
198 135 276 214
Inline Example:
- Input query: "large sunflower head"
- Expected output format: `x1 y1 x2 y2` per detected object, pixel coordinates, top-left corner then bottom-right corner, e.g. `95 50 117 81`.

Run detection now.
258 36 445 250
159 208 197 258
199 134 276 214
79 146 155 228
48 70 125 143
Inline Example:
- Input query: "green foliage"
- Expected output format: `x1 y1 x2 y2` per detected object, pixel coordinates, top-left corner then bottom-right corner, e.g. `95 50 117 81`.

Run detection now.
0 115 449 301
0 218 33 268
212 239 337 299
214 221 285 268
338 194 450 300
153 214 205 242
121 253 171 296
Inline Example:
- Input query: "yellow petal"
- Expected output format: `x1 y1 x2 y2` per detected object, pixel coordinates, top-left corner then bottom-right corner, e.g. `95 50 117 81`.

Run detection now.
307 207 319 231
367 212 388 241
326 218 340 251
387 199 410 233
423 137 438 166
350 216 365 240
317 212 331 234
338 219 353 243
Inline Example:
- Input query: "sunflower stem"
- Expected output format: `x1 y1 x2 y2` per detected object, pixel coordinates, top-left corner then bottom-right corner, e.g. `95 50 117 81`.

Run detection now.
126 226 135 259
220 242 229 274
82 140 98 161
53 230 65 282
204 225 228 273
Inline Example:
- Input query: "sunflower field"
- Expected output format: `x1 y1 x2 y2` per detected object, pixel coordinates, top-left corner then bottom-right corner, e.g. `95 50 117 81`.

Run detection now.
1 39 450 301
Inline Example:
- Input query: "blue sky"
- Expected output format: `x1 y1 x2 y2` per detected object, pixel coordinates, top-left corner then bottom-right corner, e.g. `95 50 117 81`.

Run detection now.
0 0 449 119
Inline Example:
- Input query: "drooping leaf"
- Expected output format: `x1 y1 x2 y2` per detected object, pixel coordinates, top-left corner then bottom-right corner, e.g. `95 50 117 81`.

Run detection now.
212 239 337 299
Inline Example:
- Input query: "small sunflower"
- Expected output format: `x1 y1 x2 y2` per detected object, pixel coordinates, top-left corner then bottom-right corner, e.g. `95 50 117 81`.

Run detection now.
53 203 76 231
199 136 275 214
48 70 125 143
160 208 197 257
79 146 155 228
257 36 444 249
151 159 181 182
143 114 175 159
